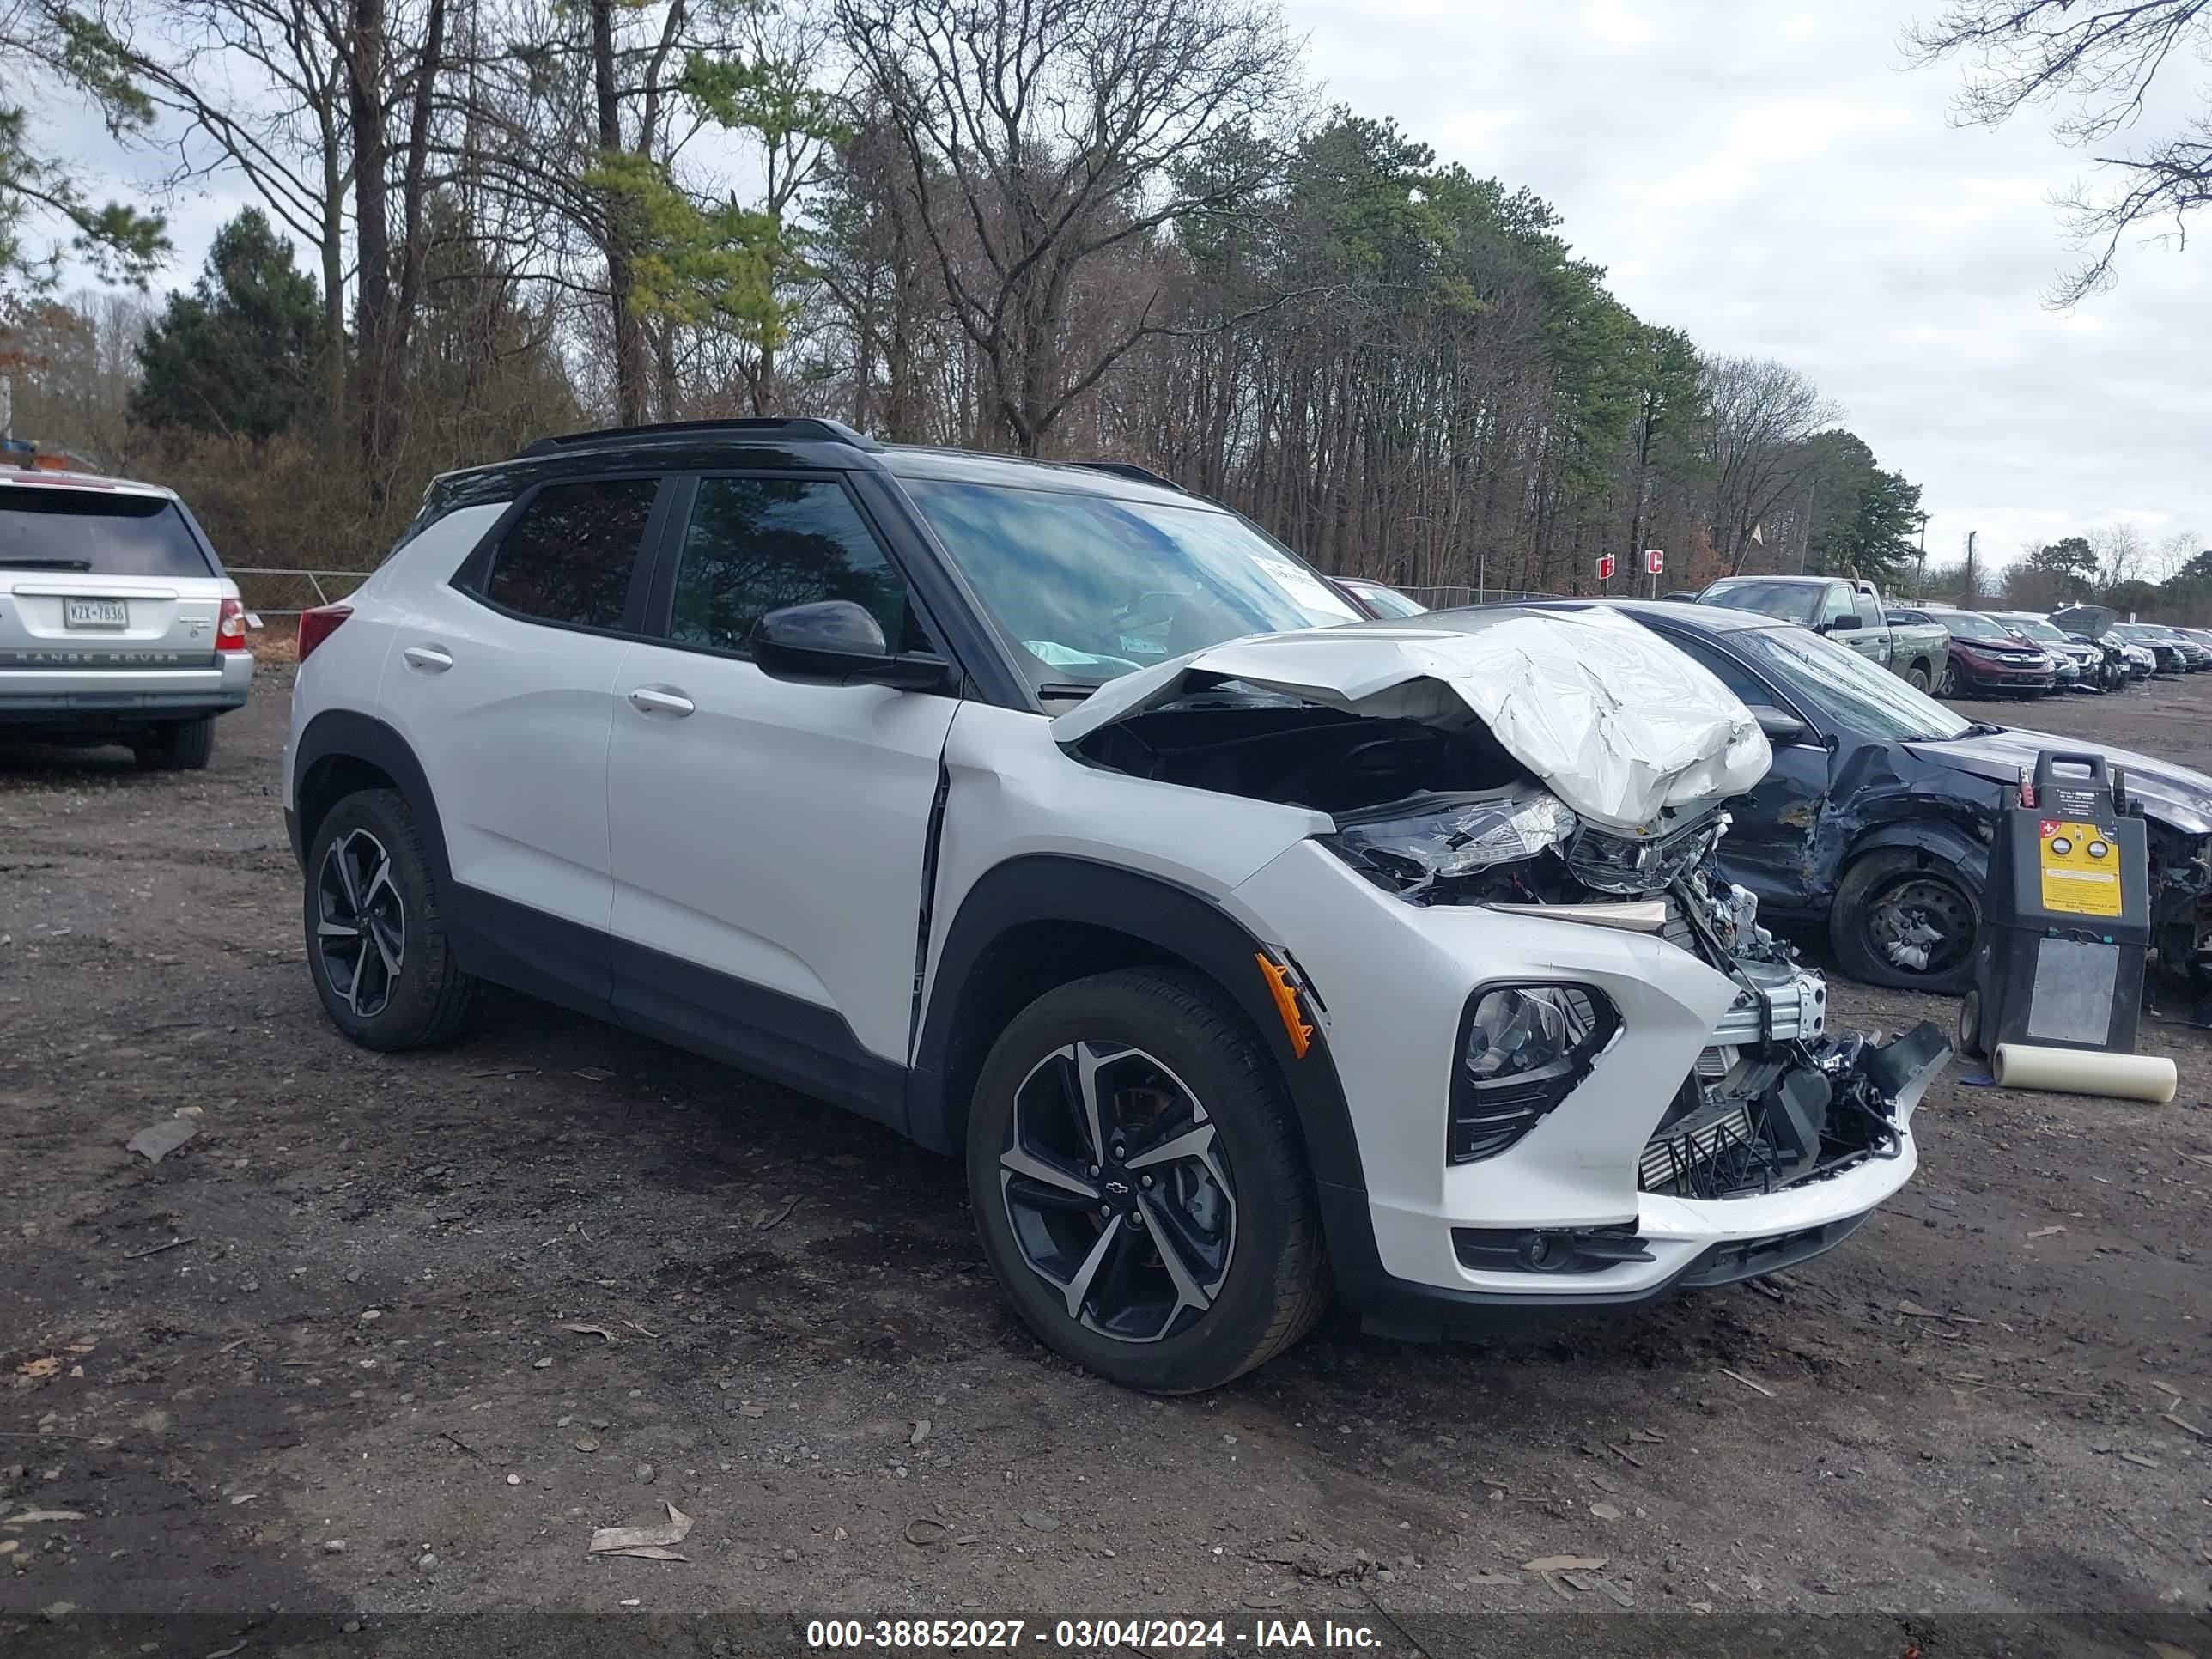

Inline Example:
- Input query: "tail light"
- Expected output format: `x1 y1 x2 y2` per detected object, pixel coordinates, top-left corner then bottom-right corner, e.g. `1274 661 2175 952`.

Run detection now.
216 597 250 651
297 603 352 663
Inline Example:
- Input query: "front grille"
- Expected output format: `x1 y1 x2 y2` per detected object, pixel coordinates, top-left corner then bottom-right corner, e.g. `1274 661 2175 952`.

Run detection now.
1639 1097 1759 1194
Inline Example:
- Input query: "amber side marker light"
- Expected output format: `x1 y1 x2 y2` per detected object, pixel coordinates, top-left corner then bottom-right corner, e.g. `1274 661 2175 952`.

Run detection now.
1255 953 1313 1059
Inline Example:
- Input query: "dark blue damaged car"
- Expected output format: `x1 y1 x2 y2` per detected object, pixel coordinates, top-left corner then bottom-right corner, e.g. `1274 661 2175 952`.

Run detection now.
1500 600 2212 995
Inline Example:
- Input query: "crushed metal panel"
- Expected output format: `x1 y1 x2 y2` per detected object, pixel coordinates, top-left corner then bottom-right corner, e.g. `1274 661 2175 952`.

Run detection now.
1053 610 1771 830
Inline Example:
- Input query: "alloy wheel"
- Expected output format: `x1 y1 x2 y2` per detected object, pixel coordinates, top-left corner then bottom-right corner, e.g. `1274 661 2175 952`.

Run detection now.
316 828 405 1018
999 1041 1237 1344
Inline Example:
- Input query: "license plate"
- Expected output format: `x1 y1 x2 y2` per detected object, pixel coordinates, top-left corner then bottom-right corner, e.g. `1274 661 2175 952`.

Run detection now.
65 598 128 629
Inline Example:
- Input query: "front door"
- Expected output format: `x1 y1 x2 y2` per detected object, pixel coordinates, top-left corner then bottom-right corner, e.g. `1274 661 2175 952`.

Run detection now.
1658 630 1832 911
605 473 959 1117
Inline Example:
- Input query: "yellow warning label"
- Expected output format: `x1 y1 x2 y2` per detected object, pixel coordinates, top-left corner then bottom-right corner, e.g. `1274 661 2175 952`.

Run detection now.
2039 819 2123 917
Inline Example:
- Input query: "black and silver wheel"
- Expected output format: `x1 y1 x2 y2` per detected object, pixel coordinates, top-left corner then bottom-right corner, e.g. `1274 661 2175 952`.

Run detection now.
1905 662 1931 694
1936 660 1962 699
967 969 1328 1393
317 825 406 1018
305 787 479 1049
1830 847 1982 994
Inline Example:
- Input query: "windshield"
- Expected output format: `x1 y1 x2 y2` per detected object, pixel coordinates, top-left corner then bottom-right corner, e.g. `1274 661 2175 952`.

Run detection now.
1352 582 1428 618
2119 623 2175 641
2007 618 2070 645
1733 624 1972 742
1698 579 1820 624
1940 611 2021 642
904 479 1358 691
0 489 212 577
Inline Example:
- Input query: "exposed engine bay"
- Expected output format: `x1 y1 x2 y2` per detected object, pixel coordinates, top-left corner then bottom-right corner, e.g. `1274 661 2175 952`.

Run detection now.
1073 693 1951 1202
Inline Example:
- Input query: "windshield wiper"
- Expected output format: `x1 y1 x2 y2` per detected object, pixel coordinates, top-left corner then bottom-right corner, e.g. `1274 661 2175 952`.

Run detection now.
0 556 94 570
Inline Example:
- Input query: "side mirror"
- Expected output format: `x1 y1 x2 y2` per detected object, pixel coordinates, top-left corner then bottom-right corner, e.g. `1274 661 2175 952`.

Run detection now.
1750 705 1810 746
1826 613 1863 633
750 600 953 692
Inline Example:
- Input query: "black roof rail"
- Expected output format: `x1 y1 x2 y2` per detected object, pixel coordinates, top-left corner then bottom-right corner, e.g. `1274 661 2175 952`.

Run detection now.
520 416 883 458
1071 459 1184 492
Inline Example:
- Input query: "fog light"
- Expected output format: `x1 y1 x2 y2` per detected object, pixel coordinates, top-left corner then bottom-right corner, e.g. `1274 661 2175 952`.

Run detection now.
1448 984 1617 1164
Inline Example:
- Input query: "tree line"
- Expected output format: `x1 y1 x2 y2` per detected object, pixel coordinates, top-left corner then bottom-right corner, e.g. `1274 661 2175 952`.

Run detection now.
0 0 1972 591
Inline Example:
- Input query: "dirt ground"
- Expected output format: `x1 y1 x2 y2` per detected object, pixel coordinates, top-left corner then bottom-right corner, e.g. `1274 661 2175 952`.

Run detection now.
3 666 2209 1658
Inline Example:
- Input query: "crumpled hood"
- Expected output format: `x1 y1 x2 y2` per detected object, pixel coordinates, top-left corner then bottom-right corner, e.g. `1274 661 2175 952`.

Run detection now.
1907 728 2212 837
1053 608 1772 829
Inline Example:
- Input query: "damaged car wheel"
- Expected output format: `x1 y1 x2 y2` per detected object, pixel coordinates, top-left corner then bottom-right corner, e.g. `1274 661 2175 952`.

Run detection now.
966 968 1328 1394
1830 847 1982 994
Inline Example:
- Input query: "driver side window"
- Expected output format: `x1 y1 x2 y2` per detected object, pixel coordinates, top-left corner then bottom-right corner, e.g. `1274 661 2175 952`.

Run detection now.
1818 584 1856 626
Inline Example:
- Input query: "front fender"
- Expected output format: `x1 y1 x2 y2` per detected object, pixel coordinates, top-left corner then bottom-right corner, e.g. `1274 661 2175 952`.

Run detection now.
1844 818 1990 890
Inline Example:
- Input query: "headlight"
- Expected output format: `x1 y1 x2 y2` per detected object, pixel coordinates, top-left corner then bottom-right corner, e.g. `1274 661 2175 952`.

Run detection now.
1324 790 1577 885
1449 983 1618 1164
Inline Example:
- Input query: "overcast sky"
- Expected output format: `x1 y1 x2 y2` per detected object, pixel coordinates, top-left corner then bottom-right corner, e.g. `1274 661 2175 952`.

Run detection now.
32 0 2212 571
1284 0 2210 570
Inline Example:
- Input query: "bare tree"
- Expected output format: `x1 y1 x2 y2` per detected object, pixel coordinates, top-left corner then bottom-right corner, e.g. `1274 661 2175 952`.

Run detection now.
2093 520 2150 588
1906 1 2212 301
82 0 353 369
830 0 1303 454
1701 354 1838 574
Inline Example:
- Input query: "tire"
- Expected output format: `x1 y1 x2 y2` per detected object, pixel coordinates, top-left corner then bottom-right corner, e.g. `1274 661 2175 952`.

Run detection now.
304 787 480 1050
1956 988 1985 1061
1936 661 1961 699
134 715 216 771
1905 662 1931 694
965 967 1328 1393
1830 847 1982 994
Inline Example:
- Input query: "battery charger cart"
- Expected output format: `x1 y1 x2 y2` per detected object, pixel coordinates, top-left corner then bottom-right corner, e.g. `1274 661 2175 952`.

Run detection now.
1957 750 2148 1062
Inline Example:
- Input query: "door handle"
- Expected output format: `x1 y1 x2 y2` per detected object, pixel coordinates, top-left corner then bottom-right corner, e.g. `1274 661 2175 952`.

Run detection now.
402 644 454 673
628 686 696 718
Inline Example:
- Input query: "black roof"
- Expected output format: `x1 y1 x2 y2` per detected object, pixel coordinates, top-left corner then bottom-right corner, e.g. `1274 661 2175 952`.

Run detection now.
429 421 1205 514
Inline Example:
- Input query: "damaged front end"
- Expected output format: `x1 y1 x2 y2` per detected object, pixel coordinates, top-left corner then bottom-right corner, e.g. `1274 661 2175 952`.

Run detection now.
1057 611 1949 1206
1323 783 1952 1203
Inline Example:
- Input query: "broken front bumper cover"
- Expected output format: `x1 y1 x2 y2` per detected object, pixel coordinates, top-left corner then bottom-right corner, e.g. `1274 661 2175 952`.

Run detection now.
1334 1022 1950 1331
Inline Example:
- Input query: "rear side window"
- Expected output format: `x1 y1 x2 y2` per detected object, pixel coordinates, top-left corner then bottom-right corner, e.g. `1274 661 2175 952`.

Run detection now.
666 477 925 654
0 490 213 577
482 478 658 629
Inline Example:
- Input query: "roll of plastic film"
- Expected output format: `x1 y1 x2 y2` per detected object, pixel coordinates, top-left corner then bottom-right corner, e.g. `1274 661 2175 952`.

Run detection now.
1990 1043 2178 1103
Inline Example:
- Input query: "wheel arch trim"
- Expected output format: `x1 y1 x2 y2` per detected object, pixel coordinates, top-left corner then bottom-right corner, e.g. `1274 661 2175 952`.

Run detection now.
1844 819 1990 890
289 709 452 890
907 854 1369 1209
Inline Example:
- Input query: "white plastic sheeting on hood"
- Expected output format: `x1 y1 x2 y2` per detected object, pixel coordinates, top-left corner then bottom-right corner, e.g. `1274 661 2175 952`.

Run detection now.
1052 608 1772 830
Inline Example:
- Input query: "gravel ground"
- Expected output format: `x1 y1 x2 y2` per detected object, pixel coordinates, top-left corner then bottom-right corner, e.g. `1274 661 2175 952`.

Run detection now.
3 667 2209 1657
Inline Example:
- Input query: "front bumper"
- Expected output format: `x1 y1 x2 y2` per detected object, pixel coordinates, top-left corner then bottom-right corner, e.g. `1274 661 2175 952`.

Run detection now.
0 653 254 722
1229 842 1944 1324
1955 658 2053 693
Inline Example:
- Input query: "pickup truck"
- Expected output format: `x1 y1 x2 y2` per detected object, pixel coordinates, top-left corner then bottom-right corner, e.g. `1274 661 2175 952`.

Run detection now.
1696 574 1949 691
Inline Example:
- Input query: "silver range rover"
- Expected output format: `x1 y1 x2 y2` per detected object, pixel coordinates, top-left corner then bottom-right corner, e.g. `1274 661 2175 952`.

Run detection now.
0 469 253 769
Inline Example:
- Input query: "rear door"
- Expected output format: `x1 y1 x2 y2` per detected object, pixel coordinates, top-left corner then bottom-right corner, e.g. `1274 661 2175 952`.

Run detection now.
377 473 669 1011
605 471 959 1114
0 482 225 670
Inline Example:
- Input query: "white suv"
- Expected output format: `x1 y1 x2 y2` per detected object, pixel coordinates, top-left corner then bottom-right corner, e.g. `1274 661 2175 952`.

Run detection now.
0 469 253 767
283 419 1949 1392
